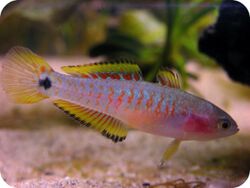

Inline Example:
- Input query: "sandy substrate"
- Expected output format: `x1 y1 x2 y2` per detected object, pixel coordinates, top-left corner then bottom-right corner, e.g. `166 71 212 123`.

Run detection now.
0 58 249 188
1 127 249 188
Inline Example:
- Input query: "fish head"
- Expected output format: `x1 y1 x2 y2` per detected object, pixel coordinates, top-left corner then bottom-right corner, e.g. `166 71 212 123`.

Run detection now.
210 107 239 139
183 102 239 141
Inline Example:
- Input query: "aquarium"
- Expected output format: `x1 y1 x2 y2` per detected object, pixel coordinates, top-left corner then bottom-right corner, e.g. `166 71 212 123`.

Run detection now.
0 0 249 187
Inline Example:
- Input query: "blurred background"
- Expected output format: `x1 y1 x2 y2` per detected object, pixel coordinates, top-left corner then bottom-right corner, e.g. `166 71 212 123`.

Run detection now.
0 0 250 187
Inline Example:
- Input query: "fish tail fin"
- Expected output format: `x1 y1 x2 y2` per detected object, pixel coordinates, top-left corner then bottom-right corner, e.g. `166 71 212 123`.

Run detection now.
1 46 53 104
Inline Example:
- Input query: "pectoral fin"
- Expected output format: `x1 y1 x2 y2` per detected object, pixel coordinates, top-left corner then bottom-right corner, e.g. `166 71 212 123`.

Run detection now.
159 139 182 167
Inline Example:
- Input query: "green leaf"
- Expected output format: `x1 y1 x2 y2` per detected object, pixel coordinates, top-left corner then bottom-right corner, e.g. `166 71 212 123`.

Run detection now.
181 6 215 32
89 30 145 59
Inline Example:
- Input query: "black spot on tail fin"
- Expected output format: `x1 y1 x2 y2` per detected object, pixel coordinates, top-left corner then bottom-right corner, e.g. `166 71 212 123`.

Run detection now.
39 77 52 90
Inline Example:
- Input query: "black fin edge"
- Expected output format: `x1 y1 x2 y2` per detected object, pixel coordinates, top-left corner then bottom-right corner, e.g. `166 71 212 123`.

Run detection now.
54 103 126 143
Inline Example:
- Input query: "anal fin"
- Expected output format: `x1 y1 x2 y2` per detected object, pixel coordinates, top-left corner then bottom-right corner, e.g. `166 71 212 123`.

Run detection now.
54 99 128 142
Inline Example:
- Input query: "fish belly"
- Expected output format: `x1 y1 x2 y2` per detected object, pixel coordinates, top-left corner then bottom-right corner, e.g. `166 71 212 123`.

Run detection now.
119 109 182 138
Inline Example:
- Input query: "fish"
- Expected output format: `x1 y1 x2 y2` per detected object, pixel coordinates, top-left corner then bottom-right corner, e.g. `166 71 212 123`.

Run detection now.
1 47 239 165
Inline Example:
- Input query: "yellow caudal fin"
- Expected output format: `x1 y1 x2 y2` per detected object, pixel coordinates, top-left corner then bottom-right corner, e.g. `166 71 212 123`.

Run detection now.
1 46 53 104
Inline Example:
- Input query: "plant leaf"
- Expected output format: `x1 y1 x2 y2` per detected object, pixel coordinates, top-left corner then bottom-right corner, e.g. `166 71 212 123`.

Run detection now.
181 6 215 32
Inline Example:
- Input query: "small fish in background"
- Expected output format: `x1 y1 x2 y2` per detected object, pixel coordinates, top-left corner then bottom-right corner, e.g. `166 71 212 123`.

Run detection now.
0 47 239 165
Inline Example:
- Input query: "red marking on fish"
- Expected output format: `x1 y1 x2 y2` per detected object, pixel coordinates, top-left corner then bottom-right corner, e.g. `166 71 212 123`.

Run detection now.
116 90 125 109
165 104 169 116
184 114 213 133
134 73 140 81
110 74 121 80
99 73 107 79
97 93 102 100
146 94 154 109
170 101 176 116
106 87 114 111
40 66 46 73
136 90 144 106
82 74 90 79
155 93 164 114
96 114 105 124
127 89 134 105
123 73 132 80
91 73 98 79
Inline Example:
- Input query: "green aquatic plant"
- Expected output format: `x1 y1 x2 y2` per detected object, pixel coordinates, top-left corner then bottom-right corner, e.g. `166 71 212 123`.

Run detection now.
147 0 221 84
90 0 220 85
118 10 166 46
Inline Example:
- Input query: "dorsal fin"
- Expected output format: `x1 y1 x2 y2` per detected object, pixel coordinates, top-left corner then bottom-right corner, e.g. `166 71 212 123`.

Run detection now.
61 59 143 81
156 69 182 88
54 99 128 143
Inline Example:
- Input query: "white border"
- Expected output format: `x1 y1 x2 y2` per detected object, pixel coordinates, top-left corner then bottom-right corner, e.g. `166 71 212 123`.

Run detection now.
236 172 250 188
0 0 249 187
0 0 15 15
234 0 250 16
0 173 13 188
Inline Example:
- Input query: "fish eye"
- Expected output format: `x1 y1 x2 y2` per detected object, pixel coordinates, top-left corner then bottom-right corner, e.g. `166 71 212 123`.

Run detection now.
218 119 231 130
